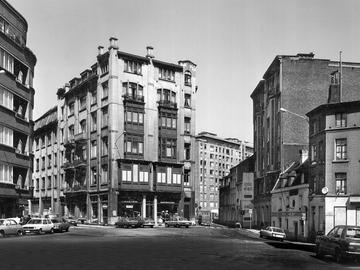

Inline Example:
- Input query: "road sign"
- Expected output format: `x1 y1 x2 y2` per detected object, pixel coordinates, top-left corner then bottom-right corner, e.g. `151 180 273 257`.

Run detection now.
248 209 253 215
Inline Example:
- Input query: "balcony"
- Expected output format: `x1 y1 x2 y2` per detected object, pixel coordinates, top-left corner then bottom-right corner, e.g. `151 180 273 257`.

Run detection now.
74 159 87 168
123 94 144 104
158 100 177 109
64 184 87 193
64 137 75 148
62 161 75 170
155 183 182 193
74 132 88 143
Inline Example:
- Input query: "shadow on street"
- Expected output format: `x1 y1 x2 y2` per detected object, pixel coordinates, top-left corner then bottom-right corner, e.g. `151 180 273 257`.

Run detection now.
265 241 315 252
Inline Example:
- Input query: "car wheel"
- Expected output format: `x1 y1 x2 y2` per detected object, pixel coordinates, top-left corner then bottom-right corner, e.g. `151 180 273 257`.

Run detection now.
185 225 189 228
38 229 42 235
335 249 343 263
17 230 23 236
66 227 69 232
50 228 54 234
0 230 5 237
151 225 154 228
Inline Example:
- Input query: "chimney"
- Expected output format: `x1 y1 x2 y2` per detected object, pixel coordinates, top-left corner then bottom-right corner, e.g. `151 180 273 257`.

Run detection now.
109 37 118 50
146 46 154 58
98 46 104 55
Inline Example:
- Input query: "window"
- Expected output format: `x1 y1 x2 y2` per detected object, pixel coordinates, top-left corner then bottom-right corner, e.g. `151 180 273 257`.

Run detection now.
122 82 143 100
54 153 57 167
335 139 347 160
36 159 39 171
101 164 108 184
91 140 97 158
184 117 191 134
41 157 45 170
90 167 97 185
0 125 13 147
184 94 191 108
79 95 86 110
47 154 52 168
101 137 108 156
0 163 12 184
184 71 191 86
125 110 144 125
124 60 142 75
159 68 175 81
53 175 57 188
157 172 166 184
42 177 45 190
91 112 97 131
124 136 144 155
122 169 132 182
68 102 74 115
184 143 191 160
335 173 346 195
91 91 97 105
159 112 176 130
100 63 108 74
102 81 109 99
0 47 14 73
0 88 13 110
79 120 86 134
172 173 181 184
139 170 149 182
184 170 190 186
47 176 51 189
330 72 340 85
159 138 176 159
101 107 108 127
68 125 74 139
311 144 317 164
335 113 347 128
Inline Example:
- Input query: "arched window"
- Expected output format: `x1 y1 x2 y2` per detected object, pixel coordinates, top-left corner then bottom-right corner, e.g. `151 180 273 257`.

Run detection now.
184 71 192 86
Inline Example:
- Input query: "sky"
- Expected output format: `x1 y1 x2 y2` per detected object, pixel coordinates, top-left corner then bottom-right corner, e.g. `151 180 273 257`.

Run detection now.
9 0 360 143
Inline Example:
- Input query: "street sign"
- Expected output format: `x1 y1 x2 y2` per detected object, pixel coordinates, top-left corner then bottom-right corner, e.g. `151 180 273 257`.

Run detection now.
248 209 253 215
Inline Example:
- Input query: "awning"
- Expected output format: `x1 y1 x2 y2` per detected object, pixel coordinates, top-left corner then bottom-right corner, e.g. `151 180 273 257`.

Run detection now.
347 196 360 204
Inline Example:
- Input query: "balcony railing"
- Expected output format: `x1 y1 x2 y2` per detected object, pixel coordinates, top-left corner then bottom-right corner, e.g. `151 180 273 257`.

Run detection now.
123 94 144 103
64 185 87 193
74 132 88 142
158 100 177 109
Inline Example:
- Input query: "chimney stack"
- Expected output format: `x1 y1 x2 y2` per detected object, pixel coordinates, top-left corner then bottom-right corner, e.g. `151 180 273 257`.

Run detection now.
109 37 119 50
98 46 104 55
146 46 154 58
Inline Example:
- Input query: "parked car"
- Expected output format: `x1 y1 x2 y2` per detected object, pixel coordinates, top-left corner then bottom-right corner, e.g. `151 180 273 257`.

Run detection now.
315 225 360 263
65 217 78 226
51 217 70 233
165 216 192 228
77 217 86 224
259 226 286 241
142 218 155 228
0 219 24 237
22 218 54 234
115 217 142 228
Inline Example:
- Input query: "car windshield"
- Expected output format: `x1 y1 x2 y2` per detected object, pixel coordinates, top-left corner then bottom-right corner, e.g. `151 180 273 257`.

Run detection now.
51 219 60 223
27 219 42 224
272 228 284 233
346 228 360 238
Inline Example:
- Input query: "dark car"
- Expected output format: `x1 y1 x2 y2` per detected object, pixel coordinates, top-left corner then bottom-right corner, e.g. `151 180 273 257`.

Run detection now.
51 218 70 233
65 217 77 227
315 225 360 263
115 217 143 228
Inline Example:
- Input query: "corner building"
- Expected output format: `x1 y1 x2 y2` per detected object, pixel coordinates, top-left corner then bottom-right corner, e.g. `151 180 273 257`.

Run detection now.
251 53 360 228
57 38 197 224
0 0 36 217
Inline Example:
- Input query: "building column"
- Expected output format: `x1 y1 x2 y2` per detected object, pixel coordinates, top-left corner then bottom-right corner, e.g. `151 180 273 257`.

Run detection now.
142 195 146 218
153 196 158 226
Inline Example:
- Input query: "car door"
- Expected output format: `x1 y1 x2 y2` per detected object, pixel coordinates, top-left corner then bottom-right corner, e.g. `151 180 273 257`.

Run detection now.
8 219 18 234
322 227 337 254
332 227 344 255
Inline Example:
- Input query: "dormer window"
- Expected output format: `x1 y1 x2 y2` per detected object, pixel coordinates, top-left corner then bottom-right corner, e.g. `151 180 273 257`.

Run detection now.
159 68 175 82
124 60 142 75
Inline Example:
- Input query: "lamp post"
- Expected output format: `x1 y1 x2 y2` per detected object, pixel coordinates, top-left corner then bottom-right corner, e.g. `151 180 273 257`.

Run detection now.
280 107 308 122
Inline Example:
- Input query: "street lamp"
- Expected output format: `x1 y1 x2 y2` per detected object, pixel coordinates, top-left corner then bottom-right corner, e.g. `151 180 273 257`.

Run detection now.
280 107 308 122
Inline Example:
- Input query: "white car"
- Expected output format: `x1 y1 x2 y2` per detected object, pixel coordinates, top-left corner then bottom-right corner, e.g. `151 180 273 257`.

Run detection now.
22 218 54 234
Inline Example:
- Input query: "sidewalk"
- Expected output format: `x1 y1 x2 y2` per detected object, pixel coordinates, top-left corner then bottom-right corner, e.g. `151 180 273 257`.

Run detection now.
246 229 315 252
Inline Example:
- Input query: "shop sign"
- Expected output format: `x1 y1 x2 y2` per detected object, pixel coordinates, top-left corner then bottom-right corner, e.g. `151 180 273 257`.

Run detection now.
125 205 133 209
159 201 175 204
271 211 304 217
121 200 139 204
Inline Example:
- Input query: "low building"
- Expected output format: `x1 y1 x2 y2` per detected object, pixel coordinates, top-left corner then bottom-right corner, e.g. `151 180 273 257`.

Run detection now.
271 153 309 241
307 100 360 237
219 155 255 228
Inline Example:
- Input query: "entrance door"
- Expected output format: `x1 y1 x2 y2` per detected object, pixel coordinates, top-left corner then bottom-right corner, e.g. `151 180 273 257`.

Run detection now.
184 203 190 219
294 221 298 241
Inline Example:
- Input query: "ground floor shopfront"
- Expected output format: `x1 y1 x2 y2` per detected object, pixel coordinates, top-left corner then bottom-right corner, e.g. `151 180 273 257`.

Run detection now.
57 189 194 225
0 185 32 218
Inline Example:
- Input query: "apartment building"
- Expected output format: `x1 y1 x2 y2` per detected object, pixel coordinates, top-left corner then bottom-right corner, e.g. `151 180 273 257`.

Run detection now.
251 53 360 228
0 0 36 218
52 38 197 224
195 132 253 218
32 107 64 216
307 100 360 236
219 155 255 228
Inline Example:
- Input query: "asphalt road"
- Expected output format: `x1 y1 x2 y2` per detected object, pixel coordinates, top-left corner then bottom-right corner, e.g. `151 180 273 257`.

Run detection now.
0 225 359 270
